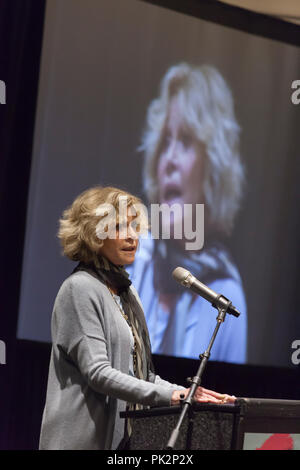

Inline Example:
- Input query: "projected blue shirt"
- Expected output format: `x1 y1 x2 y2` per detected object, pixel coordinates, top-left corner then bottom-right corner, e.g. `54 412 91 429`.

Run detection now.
127 237 247 364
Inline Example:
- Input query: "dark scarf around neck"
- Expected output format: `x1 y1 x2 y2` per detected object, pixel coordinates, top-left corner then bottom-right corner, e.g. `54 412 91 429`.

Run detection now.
72 255 154 380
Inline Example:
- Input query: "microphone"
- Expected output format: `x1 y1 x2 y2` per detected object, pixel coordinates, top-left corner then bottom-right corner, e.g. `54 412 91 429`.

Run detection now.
172 267 240 317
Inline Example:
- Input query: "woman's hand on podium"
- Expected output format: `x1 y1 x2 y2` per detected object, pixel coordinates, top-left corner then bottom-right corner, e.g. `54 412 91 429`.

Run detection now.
194 386 236 404
171 386 236 405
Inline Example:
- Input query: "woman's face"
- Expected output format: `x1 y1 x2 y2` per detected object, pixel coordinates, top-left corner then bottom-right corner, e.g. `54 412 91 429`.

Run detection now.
98 214 139 266
156 97 205 239
157 96 205 208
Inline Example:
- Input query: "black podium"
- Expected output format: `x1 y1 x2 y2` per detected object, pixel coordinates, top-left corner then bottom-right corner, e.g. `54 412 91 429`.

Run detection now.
120 398 300 450
235 398 300 450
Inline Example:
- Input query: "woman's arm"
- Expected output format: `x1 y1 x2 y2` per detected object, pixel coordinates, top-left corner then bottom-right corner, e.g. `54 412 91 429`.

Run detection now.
54 276 174 407
54 275 234 407
148 370 185 390
148 371 235 405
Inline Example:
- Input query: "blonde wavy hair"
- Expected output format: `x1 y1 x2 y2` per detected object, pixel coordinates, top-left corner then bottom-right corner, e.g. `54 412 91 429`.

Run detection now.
140 63 244 236
58 186 145 265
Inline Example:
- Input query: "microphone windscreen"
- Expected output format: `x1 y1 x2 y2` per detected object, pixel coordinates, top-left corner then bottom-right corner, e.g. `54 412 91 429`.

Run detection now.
172 267 190 283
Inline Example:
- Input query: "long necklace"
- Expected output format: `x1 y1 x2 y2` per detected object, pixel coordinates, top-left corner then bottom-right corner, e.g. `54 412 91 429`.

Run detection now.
107 286 138 374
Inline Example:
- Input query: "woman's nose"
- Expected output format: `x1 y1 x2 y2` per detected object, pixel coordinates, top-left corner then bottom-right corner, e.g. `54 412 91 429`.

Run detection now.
166 138 176 159
126 223 139 240
164 140 179 173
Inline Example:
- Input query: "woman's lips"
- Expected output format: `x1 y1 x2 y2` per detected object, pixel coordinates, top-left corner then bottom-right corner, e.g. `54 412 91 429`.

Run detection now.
162 182 182 203
122 246 136 252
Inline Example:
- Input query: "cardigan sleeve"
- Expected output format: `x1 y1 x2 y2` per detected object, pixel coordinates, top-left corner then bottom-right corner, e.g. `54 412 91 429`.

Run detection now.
53 275 175 407
148 371 186 391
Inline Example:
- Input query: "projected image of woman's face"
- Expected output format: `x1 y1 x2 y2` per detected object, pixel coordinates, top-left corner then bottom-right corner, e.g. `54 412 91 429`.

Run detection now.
157 97 204 209
156 96 205 238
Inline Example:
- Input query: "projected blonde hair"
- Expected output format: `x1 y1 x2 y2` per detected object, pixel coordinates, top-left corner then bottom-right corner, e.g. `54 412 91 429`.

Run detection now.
58 186 145 265
141 63 244 235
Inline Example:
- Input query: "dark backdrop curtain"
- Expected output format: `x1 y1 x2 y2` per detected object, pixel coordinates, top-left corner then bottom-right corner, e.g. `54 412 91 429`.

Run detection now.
0 0 46 450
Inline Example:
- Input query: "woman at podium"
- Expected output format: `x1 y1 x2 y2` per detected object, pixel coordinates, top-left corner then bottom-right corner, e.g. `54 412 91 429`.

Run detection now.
39 186 235 450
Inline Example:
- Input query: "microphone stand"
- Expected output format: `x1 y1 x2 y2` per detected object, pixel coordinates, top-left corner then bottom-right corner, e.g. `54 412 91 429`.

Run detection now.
165 299 231 450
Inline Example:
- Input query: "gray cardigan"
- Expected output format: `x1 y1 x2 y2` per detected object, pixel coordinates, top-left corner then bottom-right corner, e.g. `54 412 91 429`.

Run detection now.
39 270 184 450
